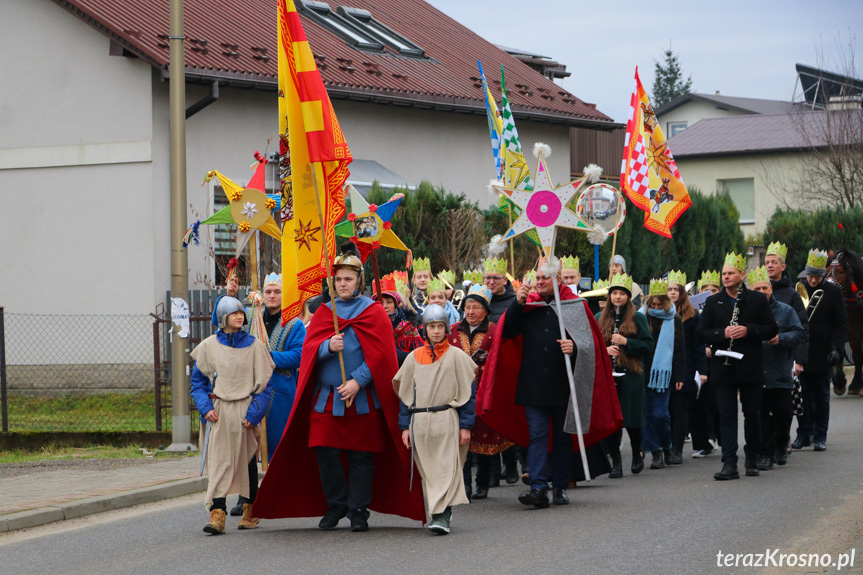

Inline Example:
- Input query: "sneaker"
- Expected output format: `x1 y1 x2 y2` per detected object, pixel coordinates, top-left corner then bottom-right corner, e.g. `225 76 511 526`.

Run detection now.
756 456 773 471
428 506 451 535
349 508 370 532
692 448 713 458
684 434 692 443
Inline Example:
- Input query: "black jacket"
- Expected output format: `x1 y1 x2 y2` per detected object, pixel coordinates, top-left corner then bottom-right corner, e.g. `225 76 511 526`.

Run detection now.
644 314 686 392
489 282 517 324
771 271 809 365
680 315 706 394
763 297 808 389
802 278 847 373
501 296 572 408
697 285 778 385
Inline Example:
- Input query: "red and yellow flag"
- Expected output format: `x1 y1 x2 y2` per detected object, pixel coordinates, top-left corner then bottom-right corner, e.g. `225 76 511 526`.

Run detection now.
620 67 689 238
279 0 352 323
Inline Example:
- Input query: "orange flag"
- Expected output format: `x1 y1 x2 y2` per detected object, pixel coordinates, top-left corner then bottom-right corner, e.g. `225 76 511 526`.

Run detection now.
279 0 352 323
620 67 690 238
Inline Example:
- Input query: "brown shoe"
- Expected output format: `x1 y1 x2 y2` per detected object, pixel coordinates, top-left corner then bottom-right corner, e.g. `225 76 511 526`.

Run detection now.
237 503 260 530
204 509 226 535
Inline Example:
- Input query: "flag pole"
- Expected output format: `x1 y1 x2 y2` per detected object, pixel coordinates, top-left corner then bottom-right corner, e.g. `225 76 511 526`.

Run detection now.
508 209 516 277
371 249 383 301
310 165 351 406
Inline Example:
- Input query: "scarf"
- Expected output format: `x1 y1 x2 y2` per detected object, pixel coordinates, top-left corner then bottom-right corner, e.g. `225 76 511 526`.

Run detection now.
645 303 676 392
388 307 407 329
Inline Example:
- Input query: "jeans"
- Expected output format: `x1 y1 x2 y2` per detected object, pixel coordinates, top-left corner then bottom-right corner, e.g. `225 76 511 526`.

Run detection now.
642 389 671 453
796 371 831 443
524 405 571 490
714 384 762 466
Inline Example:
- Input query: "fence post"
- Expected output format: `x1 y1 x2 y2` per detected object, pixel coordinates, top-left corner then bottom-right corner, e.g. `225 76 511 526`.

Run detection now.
1 307 7 432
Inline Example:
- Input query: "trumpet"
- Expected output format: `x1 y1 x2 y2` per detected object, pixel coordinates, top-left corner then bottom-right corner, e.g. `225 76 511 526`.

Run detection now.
579 287 609 299
796 282 824 321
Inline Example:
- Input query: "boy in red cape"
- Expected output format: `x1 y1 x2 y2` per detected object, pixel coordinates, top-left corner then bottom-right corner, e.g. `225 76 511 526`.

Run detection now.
477 259 621 508
253 244 425 530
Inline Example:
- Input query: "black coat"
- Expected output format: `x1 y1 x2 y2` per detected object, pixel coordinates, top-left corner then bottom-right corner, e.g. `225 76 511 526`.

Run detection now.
771 272 809 365
697 285 777 386
680 315 706 394
489 282 517 324
501 296 572 408
643 314 686 391
802 278 847 373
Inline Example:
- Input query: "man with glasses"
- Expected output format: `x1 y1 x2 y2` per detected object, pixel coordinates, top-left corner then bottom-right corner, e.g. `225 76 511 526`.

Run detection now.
484 257 516 323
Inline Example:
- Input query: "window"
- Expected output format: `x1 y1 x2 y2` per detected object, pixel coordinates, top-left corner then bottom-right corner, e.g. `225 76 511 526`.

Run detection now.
298 1 383 51
339 7 425 58
667 121 687 137
719 178 756 224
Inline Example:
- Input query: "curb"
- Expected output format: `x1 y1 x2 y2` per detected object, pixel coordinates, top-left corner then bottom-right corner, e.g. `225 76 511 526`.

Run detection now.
0 476 208 533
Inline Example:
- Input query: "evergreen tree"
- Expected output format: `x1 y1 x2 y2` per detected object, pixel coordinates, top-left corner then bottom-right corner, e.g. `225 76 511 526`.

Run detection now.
652 48 693 107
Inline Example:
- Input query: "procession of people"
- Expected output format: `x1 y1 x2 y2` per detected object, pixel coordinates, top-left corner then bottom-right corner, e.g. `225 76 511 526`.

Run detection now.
190 240 852 536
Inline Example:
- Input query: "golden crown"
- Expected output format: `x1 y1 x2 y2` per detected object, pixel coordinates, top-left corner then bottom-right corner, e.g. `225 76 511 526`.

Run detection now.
263 272 282 287
463 269 483 284
667 270 687 287
523 270 537 284
427 278 447 295
609 273 633 293
437 269 456 287
467 284 493 304
766 241 788 261
699 270 720 288
723 252 747 272
483 257 507 276
594 278 609 290
649 278 669 296
806 249 828 270
412 257 431 273
561 255 580 271
747 266 770 286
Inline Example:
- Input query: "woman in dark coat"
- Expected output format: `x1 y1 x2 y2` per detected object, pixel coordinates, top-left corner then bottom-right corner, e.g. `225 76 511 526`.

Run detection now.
596 274 654 477
642 282 686 470
667 276 706 463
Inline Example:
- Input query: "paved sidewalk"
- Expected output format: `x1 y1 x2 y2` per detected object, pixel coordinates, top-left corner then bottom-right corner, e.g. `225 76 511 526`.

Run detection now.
0 456 207 533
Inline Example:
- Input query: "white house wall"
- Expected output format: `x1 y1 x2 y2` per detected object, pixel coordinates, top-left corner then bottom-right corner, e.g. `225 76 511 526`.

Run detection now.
659 100 747 134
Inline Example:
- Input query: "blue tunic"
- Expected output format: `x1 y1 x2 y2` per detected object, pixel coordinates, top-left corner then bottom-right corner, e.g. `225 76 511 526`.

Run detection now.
266 319 305 460
314 295 381 416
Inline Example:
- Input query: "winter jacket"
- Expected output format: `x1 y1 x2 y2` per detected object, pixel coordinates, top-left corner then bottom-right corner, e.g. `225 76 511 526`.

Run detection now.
488 281 517 323
762 298 808 389
771 271 809 365
802 278 847 373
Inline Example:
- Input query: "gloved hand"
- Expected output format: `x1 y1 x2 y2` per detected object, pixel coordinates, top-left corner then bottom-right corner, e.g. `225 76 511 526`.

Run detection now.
828 349 843 367
471 349 488 366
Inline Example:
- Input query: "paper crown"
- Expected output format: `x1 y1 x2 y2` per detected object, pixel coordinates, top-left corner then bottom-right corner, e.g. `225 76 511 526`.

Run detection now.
437 269 456 287
427 278 447 295
483 257 507 276
263 272 282 287
412 257 431 273
649 278 669 296
667 270 686 287
523 270 537 284
723 252 747 272
466 284 493 305
766 241 788 261
594 279 609 290
699 270 720 288
807 248 828 270
747 266 770 286
380 274 398 293
561 255 580 271
463 269 483 284
392 270 409 285
609 273 633 293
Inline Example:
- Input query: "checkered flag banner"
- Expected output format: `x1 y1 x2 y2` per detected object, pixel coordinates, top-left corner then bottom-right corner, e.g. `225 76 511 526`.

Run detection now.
620 67 690 238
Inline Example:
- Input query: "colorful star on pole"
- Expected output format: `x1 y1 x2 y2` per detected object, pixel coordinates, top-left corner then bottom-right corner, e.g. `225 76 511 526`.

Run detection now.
335 184 412 267
493 150 591 257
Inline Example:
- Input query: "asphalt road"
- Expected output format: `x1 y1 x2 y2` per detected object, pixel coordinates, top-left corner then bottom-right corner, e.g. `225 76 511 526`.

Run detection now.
3 396 863 575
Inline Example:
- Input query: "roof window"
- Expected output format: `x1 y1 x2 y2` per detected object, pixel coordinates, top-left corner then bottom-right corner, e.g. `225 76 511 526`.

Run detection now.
338 7 425 58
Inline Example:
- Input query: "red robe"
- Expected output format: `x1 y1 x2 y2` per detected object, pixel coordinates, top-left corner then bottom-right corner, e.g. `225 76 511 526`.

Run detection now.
476 286 622 449
252 302 426 523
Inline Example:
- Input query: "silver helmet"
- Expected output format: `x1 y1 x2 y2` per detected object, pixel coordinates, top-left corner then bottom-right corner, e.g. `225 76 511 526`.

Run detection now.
214 296 245 329
422 304 450 334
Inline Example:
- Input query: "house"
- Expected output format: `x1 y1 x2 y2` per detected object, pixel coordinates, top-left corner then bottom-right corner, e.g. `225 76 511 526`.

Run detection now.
0 0 617 320
655 92 793 138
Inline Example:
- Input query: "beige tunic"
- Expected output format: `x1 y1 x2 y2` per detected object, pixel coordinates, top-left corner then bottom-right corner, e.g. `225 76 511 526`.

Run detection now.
393 346 477 516
192 335 275 510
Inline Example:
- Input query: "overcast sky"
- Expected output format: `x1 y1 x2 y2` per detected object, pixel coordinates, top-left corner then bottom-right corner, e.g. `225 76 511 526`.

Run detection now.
426 0 862 123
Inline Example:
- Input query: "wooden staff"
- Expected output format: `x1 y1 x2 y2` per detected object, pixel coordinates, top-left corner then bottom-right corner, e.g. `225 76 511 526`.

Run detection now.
608 197 623 282
371 249 383 301
310 166 351 407
248 232 269 471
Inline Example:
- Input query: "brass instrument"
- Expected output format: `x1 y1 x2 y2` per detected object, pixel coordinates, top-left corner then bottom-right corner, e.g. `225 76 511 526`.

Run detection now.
579 287 609 299
796 282 824 320
438 277 465 310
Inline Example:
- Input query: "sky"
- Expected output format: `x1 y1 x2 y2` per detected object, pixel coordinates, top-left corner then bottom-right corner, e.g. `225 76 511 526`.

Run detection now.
426 0 862 123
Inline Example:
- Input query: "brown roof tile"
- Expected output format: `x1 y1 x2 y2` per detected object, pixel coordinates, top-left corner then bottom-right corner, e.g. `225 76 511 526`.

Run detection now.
54 0 615 126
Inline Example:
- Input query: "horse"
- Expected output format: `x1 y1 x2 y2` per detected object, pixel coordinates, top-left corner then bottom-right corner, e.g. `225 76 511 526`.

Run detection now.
827 248 863 395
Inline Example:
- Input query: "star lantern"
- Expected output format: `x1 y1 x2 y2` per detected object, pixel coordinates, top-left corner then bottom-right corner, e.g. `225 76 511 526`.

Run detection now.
335 184 412 268
492 147 592 258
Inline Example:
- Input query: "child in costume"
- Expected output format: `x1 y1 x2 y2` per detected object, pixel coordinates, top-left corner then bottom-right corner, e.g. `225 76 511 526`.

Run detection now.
190 296 275 535
427 276 460 326
376 273 423 365
393 304 477 535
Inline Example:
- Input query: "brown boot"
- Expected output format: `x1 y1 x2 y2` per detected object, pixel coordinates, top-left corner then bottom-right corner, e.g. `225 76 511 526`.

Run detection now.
204 509 226 535
237 503 260 530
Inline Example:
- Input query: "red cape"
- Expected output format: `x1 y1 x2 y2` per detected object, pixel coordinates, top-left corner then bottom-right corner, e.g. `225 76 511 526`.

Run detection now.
476 286 622 450
252 300 426 523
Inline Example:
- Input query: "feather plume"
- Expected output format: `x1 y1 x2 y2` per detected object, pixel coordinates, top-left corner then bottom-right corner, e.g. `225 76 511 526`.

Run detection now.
583 163 603 183
587 225 609 245
539 256 560 277
532 142 552 159
487 179 504 195
486 234 507 257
